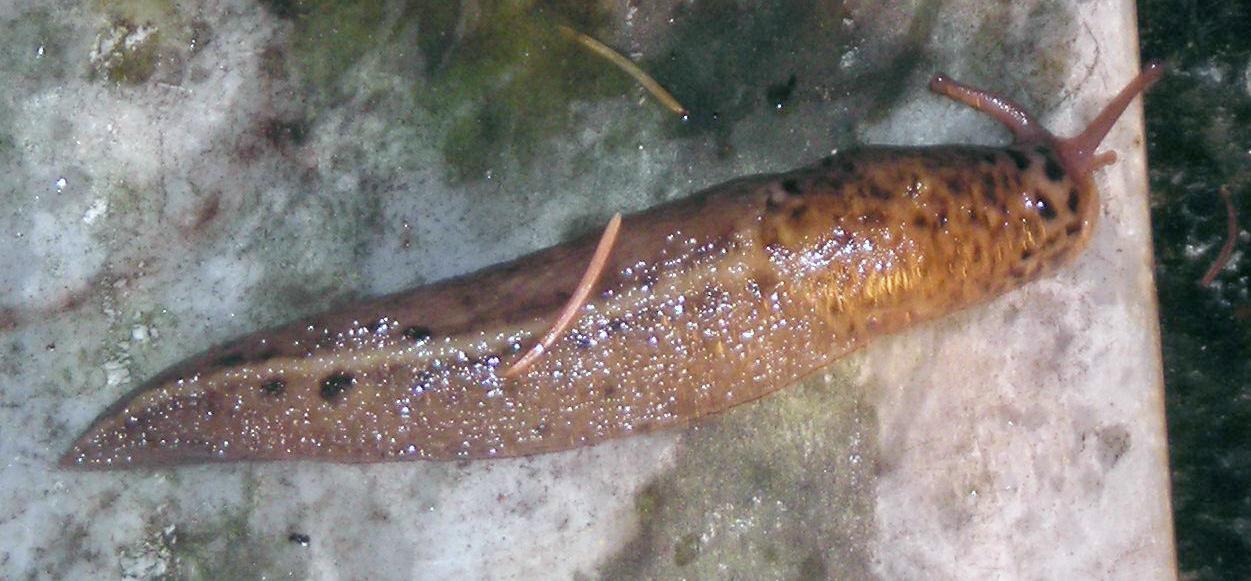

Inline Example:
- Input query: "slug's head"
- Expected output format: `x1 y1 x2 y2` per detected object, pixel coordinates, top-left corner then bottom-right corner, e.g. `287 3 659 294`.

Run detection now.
929 62 1163 199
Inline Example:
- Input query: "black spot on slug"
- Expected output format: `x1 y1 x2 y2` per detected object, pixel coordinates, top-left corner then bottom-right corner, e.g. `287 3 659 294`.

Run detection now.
1043 154 1065 182
1006 149 1030 171
868 184 890 200
403 326 432 342
320 372 355 401
1022 248 1035 260
790 205 808 220
1067 188 1080 212
1036 194 1057 220
1066 222 1083 236
937 210 949 227
912 214 930 228
261 378 286 396
781 178 802 195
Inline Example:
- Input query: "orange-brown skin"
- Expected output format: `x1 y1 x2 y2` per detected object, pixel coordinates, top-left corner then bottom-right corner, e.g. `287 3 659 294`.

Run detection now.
63 65 1161 468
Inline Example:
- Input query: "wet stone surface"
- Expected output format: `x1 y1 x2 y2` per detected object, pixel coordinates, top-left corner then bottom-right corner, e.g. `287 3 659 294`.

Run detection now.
0 0 1171 578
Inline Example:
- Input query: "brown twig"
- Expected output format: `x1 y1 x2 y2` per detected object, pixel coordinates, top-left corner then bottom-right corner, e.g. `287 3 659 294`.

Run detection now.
558 25 688 117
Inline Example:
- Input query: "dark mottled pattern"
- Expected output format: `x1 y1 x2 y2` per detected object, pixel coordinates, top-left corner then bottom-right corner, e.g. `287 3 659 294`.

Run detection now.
402 326 432 342
319 373 355 401
781 178 802 195
1006 149 1031 171
63 142 1095 468
1043 153 1064 182
1037 194 1057 220
758 144 1089 336
261 379 286 396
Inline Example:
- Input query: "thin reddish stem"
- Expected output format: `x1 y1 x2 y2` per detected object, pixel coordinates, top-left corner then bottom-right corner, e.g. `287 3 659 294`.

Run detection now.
1058 61 1164 177
501 213 623 379
929 73 1048 144
1201 186 1238 287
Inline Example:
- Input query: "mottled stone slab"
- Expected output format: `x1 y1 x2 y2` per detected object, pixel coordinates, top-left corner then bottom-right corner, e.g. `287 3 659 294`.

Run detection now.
0 0 1173 578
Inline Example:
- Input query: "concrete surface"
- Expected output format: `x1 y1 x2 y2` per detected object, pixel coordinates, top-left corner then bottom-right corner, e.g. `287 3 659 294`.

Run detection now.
0 0 1174 578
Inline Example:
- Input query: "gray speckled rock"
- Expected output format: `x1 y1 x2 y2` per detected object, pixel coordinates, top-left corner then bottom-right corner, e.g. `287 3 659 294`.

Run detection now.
0 0 1173 578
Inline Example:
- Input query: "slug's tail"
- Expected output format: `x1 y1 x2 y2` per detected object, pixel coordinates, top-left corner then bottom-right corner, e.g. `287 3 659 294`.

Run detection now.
929 62 1163 177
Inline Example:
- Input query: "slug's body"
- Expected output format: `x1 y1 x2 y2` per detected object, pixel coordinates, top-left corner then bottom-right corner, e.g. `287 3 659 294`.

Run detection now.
64 66 1161 468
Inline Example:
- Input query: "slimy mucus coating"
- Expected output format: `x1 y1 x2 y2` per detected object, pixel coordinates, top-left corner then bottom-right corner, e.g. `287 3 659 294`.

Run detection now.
63 64 1161 468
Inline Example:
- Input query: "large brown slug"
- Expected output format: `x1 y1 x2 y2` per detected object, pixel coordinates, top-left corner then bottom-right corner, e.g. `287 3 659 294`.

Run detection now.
63 64 1162 468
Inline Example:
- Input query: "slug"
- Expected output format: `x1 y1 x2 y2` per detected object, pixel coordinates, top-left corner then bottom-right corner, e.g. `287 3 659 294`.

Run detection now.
63 64 1161 468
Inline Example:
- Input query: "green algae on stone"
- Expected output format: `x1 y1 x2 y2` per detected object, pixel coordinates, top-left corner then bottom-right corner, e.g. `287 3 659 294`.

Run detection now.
167 507 305 580
286 0 390 104
90 19 162 85
281 0 640 184
672 532 701 567
88 0 210 87
421 6 635 183
415 1 462 75
118 520 178 579
98 0 178 28
154 470 307 581
641 0 854 137
596 367 878 579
